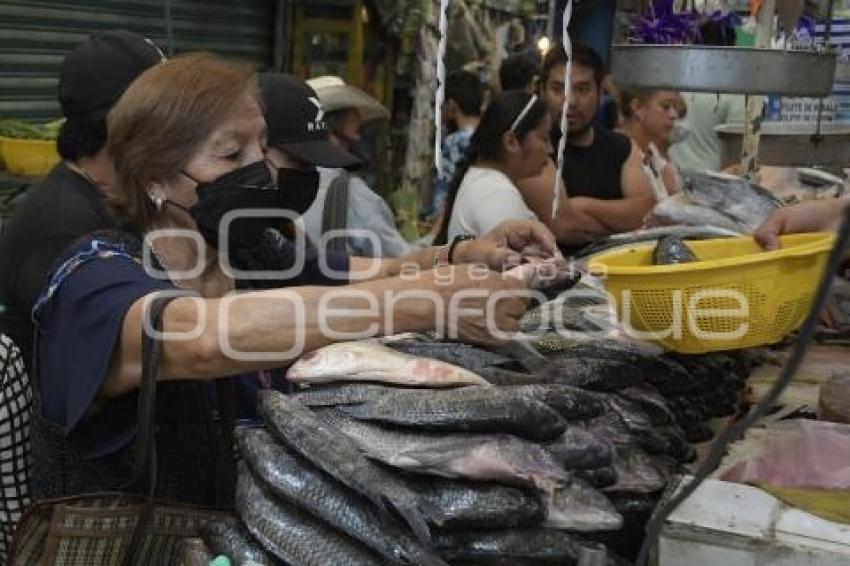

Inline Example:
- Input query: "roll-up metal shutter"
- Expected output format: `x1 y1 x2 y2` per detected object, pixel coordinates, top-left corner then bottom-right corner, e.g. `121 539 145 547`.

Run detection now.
0 0 273 121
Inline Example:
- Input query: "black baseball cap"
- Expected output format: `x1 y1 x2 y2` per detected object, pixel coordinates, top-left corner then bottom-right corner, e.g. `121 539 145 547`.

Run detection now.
259 72 360 169
59 30 165 119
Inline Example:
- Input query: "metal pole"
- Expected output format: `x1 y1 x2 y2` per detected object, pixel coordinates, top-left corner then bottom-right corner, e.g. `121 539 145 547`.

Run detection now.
740 0 776 179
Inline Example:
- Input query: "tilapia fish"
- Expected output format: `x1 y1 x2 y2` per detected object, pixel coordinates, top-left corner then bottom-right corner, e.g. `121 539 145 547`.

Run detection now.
506 384 604 421
236 428 446 566
653 235 698 265
257 391 439 543
603 446 666 495
649 193 747 233
544 478 623 532
546 427 614 470
340 385 567 442
575 466 618 489
477 366 551 386
286 340 490 387
435 529 585 565
680 169 780 232
543 357 645 391
573 225 739 259
200 517 272 565
291 383 398 407
319 409 570 493
235 463 380 566
384 339 512 372
405 477 545 529
617 384 676 426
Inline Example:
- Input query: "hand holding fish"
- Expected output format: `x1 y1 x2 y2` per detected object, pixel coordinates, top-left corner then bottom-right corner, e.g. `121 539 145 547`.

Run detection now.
755 198 850 251
452 219 559 271
444 267 532 346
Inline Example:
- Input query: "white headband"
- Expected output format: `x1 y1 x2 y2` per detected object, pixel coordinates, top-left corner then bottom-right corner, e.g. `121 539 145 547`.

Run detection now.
510 95 538 133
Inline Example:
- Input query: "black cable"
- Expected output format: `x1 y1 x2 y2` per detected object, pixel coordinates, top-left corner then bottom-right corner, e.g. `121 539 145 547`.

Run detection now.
636 204 850 566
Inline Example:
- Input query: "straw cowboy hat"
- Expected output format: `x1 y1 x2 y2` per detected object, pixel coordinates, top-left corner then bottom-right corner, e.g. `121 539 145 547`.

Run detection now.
306 76 390 122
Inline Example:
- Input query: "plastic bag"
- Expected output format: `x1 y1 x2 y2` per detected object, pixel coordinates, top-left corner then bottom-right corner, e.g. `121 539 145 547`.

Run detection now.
722 420 850 489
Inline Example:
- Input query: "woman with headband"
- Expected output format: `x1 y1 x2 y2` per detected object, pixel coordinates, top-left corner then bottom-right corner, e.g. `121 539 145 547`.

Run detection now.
437 91 552 244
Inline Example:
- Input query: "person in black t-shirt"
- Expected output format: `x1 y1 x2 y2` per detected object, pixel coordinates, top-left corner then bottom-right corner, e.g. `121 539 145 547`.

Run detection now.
0 30 164 367
516 43 656 249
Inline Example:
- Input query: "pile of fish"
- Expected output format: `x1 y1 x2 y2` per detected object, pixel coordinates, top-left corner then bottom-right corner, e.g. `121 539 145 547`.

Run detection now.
198 316 757 564
646 170 781 234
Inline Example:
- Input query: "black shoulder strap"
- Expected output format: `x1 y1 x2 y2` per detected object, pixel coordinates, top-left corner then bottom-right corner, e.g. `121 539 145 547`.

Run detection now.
126 292 186 493
321 170 350 254
122 292 186 566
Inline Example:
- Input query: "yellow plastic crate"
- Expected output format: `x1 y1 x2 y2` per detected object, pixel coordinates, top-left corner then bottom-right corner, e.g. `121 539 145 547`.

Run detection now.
0 136 60 176
587 233 836 353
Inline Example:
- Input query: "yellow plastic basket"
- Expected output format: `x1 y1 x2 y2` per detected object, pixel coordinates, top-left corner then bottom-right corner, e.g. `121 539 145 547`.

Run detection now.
0 136 60 176
587 233 836 353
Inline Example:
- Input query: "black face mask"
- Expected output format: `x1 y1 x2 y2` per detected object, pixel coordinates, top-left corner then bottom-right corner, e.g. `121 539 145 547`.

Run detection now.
275 168 320 216
175 160 280 251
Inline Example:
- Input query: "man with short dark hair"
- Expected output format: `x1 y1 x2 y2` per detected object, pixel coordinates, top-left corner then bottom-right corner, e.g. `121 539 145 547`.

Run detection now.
426 70 484 221
499 54 536 93
0 30 163 367
518 42 655 249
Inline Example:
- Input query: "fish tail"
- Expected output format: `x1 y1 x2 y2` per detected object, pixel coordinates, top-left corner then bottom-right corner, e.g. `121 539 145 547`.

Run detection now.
404 546 450 566
385 497 432 544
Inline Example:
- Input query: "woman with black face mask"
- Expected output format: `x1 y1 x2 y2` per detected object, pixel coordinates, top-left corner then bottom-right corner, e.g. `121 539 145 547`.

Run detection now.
28 53 561 506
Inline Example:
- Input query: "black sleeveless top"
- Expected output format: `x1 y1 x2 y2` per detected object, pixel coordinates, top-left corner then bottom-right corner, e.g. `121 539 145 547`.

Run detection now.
560 126 632 201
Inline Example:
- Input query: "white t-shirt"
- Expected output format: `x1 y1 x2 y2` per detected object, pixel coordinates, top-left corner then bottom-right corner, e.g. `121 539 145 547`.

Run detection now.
446 166 536 240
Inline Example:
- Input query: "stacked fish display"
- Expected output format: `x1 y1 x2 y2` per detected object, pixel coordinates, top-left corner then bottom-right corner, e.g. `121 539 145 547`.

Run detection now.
647 170 781 234
197 309 756 564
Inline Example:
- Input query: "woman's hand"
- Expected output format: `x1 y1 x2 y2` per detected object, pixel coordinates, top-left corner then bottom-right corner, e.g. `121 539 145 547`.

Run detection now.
452 219 559 271
755 198 850 251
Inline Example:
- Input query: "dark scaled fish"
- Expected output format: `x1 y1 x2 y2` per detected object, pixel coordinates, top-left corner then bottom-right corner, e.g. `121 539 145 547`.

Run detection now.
257 391 439 543
544 357 645 391
506 384 604 421
654 424 697 464
575 466 618 489
291 383 398 407
405 476 545 530
319 409 570 493
573 225 738 259
606 492 658 520
653 235 698 265
546 427 614 470
384 339 513 372
235 463 381 566
650 454 688 483
200 516 272 565
603 446 666 495
617 384 675 426
679 169 780 232
434 529 586 565
683 422 715 444
236 427 447 566
643 357 703 395
582 411 636 448
477 366 551 386
544 478 623 533
339 385 567 442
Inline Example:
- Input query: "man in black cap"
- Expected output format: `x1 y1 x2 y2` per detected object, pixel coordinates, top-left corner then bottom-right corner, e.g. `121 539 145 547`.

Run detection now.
0 30 164 367
260 73 412 258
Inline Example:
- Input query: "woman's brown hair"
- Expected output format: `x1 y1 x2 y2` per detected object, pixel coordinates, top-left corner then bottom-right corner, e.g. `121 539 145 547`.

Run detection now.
107 52 258 229
618 89 653 120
